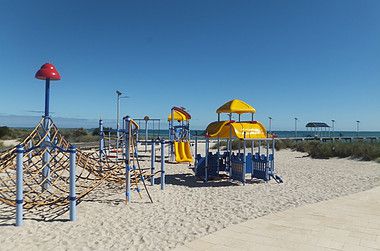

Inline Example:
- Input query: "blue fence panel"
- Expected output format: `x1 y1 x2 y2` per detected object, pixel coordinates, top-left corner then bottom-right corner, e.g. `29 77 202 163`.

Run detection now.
231 159 244 183
252 153 270 181
245 153 253 173
195 153 219 179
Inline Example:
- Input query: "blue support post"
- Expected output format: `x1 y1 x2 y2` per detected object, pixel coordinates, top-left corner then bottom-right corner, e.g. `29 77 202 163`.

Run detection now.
160 140 165 190
28 140 33 160
125 117 131 203
42 78 52 191
151 140 155 186
194 136 198 169
242 139 247 185
170 108 175 162
69 145 77 221
228 113 232 178
99 119 105 160
15 145 24 227
44 79 50 118
122 117 125 157
272 139 275 173
251 140 255 180
145 120 148 152
205 137 209 182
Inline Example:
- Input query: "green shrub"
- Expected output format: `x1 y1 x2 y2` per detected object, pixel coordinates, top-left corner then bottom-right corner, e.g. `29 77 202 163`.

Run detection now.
213 139 380 162
0 126 12 139
277 140 380 162
0 127 31 140
72 128 88 138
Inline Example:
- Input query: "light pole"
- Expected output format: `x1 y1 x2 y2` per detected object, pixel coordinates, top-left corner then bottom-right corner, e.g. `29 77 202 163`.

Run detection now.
356 120 360 138
331 119 335 138
144 115 150 152
116 91 122 131
294 117 298 138
116 90 128 160
268 117 272 137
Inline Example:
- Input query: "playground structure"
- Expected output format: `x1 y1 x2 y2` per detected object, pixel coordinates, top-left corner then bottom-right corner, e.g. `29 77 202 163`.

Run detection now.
99 117 167 190
0 64 284 228
168 107 193 163
133 117 161 152
0 63 161 227
194 99 283 184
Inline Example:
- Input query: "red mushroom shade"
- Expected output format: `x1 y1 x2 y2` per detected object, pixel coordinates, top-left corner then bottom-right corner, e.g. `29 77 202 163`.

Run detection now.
35 63 61 80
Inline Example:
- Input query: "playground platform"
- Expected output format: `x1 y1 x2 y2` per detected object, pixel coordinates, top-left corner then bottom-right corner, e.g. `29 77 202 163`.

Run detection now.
175 186 380 251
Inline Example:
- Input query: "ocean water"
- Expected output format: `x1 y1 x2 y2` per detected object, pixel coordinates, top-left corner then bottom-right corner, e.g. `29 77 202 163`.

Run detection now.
138 130 380 140
271 131 380 138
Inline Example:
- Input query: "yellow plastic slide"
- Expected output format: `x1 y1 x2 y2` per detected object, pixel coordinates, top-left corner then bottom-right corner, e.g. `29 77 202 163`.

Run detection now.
174 141 193 163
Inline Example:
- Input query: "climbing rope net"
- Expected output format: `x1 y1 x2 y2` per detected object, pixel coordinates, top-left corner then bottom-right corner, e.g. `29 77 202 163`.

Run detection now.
0 117 152 222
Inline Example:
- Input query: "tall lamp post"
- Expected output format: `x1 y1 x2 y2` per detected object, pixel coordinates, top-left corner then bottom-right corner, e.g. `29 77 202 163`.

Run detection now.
116 90 128 160
268 117 272 137
294 117 298 138
331 119 335 138
356 120 360 138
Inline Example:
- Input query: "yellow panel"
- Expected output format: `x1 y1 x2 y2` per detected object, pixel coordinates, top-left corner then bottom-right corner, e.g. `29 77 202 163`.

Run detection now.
206 121 267 139
129 119 139 129
183 141 193 161
168 110 187 122
216 99 256 114
174 141 192 163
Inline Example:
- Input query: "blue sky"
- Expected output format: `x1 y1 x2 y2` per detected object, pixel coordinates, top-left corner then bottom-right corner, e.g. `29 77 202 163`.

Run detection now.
0 0 379 130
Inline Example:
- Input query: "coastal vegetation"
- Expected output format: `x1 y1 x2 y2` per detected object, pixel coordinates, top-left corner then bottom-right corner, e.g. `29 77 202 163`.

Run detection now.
0 126 99 145
276 140 380 162
0 126 31 140
212 139 380 163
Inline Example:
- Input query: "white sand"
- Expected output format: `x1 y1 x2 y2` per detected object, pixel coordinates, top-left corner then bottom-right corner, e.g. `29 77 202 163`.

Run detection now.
1 144 380 251
0 139 19 147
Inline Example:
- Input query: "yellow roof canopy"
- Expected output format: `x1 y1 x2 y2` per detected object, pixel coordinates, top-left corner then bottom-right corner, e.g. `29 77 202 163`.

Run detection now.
206 120 267 139
168 107 191 122
216 99 256 114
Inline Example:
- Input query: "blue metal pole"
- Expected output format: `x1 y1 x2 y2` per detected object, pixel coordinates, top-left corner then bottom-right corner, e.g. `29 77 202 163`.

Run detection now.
145 120 148 152
43 78 51 190
243 139 246 185
228 113 232 178
194 136 198 168
272 139 275 173
69 145 77 221
205 137 209 182
99 119 104 160
151 140 155 186
44 79 50 118
160 140 165 190
28 140 33 159
170 108 175 162
16 145 24 226
125 117 131 203
251 140 255 180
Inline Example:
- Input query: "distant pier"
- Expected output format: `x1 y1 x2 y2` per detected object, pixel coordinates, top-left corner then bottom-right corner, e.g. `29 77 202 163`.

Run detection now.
278 136 380 143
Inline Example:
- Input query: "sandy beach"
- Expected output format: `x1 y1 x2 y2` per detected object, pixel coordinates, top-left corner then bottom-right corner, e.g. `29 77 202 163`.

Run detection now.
1 144 380 251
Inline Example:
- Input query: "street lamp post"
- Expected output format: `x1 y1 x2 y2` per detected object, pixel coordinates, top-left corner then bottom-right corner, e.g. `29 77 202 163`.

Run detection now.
356 120 360 138
116 91 122 132
294 117 298 138
268 117 272 137
116 90 128 160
